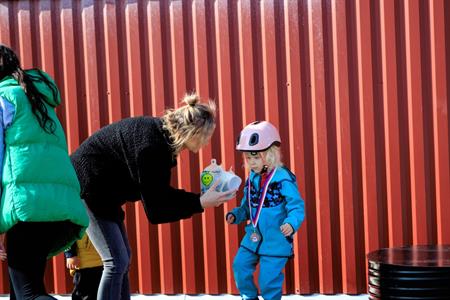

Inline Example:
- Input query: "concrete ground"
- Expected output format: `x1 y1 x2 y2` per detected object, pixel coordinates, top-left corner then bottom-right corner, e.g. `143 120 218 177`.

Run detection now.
123 295 369 300
0 294 368 299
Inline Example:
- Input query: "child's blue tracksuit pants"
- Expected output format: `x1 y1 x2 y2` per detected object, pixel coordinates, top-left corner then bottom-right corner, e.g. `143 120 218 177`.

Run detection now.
233 247 289 300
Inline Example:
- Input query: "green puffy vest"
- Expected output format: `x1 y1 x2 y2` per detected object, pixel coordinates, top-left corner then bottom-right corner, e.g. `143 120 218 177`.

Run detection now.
0 70 89 255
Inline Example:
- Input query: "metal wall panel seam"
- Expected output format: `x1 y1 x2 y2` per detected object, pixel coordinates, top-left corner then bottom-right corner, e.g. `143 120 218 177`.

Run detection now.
146 0 166 293
17 1 32 69
121 204 138 293
429 0 450 245
214 0 239 294
135 200 152 293
81 1 101 135
404 0 429 245
158 223 176 294
192 0 220 294
157 1 179 293
169 0 200 293
103 1 122 123
124 1 147 293
308 0 338 294
60 0 80 153
148 1 166 116
356 0 383 259
331 0 362 294
379 0 406 248
283 0 314 294
125 1 144 117
129 7 151 293
0 2 11 44
261 0 279 126
301 0 321 294
237 0 256 125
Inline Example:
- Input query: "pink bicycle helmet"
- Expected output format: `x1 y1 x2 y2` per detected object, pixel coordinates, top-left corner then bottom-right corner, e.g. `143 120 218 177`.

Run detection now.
236 121 281 152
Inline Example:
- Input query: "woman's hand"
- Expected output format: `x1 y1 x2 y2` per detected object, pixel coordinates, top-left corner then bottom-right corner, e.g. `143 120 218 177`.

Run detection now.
66 256 81 270
200 180 238 208
280 223 294 236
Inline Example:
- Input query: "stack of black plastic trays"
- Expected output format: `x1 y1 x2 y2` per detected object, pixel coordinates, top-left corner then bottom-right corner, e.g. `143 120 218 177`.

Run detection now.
367 245 450 300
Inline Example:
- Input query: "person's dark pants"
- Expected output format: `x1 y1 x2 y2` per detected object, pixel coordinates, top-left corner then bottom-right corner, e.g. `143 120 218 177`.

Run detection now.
9 274 16 300
7 221 82 300
84 204 131 300
72 266 103 300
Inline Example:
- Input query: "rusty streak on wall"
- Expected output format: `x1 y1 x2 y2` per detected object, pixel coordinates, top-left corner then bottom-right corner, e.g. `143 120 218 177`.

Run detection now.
0 0 449 295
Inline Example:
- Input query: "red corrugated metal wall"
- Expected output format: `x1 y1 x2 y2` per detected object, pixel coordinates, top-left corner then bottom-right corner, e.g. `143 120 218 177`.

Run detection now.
0 0 449 296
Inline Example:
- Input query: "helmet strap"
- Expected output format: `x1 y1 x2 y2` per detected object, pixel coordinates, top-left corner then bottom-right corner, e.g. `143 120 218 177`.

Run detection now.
261 165 269 174
257 152 269 174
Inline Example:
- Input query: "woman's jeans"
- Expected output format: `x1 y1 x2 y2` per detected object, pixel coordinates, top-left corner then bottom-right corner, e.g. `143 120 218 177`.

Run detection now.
84 204 131 300
7 221 81 300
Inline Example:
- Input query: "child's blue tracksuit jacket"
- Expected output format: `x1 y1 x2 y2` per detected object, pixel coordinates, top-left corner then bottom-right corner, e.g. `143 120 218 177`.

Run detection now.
228 166 305 256
227 166 305 300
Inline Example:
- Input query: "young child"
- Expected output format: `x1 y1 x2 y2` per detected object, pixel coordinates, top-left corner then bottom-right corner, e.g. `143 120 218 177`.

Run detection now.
65 233 103 300
226 121 305 300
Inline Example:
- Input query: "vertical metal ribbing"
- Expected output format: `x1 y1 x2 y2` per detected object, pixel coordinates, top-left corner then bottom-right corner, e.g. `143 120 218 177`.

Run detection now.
0 0 448 295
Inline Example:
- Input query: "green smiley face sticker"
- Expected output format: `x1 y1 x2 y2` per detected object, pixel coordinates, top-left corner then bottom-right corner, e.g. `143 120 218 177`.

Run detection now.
201 171 214 187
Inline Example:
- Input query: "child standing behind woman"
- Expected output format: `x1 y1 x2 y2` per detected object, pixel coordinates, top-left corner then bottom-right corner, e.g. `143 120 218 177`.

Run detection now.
65 233 103 300
226 121 305 300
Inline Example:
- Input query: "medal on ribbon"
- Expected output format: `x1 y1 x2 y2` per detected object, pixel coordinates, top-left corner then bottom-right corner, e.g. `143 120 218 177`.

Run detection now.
250 231 260 242
248 168 277 243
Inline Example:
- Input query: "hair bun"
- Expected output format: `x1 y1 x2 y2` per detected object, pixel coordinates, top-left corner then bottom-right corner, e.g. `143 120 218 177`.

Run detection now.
183 93 200 107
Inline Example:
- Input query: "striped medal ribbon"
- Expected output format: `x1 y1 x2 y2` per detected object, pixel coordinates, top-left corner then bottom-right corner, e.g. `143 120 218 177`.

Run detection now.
248 168 277 242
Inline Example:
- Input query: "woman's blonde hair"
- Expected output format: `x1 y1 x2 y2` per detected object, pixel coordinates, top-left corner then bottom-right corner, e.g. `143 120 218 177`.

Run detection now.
161 93 216 155
243 145 283 171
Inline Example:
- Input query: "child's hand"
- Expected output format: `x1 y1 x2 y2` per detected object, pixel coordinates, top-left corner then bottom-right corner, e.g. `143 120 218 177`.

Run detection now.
66 256 81 270
0 234 6 261
226 214 235 224
280 223 294 236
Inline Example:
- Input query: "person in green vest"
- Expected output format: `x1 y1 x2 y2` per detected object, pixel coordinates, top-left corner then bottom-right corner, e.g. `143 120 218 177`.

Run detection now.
0 44 89 299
